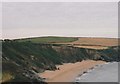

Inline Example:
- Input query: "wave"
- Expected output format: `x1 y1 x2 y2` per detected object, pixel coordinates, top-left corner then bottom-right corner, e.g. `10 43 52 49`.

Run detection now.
75 62 118 82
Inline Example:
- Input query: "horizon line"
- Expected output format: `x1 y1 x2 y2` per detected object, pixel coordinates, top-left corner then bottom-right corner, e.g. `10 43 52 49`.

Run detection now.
1 35 119 40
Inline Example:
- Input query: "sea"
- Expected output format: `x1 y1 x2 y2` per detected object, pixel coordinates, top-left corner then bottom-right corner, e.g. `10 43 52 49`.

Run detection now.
75 62 118 83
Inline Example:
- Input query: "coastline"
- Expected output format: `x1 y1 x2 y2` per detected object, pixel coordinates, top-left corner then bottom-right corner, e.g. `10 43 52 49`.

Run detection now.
75 62 118 82
38 60 105 82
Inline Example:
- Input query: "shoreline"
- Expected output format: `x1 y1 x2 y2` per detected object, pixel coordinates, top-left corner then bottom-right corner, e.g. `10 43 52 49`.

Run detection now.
75 62 118 82
38 60 106 82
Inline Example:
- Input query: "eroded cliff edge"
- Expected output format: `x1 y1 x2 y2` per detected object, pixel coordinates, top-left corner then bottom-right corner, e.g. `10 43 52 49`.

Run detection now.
2 40 119 83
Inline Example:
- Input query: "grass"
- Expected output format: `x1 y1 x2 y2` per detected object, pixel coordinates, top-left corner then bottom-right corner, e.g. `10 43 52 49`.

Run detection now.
16 36 78 43
2 72 14 82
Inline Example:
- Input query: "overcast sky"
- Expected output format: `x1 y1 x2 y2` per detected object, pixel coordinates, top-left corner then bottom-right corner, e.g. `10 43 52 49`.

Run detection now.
2 2 118 39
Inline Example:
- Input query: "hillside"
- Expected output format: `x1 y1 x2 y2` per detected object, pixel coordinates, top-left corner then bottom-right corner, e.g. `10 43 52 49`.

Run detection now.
16 36 119 50
16 36 78 43
54 37 119 49
2 39 119 83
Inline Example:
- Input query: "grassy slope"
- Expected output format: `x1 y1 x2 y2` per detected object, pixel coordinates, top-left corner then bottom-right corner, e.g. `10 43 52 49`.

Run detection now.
16 36 78 43
2 41 61 83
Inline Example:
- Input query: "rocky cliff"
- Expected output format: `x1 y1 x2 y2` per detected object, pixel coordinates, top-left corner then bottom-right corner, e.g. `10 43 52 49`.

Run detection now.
2 40 119 83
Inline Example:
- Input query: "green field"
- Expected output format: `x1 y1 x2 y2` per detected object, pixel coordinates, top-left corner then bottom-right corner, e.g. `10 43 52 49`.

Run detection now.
16 36 78 43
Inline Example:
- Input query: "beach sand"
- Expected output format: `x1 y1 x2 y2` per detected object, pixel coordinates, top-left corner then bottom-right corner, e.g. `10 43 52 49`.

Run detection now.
39 60 105 82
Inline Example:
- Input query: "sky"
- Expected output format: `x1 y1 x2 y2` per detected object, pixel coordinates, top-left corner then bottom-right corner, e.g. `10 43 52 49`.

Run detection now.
1 0 120 2
2 2 118 39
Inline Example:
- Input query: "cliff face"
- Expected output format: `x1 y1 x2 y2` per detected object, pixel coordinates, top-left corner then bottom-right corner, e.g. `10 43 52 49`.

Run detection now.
2 40 119 83
52 45 119 62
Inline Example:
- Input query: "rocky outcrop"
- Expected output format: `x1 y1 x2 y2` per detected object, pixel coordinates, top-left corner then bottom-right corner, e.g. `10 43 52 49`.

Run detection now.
52 45 119 62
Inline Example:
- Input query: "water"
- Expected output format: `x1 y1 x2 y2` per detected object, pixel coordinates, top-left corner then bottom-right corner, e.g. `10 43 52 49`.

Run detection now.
75 62 118 82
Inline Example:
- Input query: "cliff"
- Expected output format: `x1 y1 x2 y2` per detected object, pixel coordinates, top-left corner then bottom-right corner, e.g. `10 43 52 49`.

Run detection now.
2 40 119 83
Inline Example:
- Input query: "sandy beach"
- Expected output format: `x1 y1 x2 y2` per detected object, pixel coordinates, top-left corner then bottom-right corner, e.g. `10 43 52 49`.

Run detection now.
39 60 105 82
